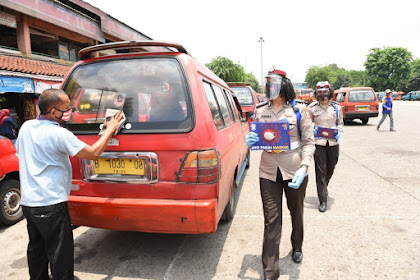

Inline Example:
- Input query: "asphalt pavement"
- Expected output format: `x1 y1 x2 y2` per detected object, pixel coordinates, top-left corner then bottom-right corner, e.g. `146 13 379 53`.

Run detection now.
1 101 419 280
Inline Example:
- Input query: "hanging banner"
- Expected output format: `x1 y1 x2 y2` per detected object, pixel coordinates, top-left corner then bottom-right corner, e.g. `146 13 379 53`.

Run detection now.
34 79 62 94
0 76 34 93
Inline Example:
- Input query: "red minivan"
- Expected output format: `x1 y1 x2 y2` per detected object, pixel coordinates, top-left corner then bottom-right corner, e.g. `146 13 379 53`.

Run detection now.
0 136 22 226
333 87 379 124
62 41 250 234
228 82 259 121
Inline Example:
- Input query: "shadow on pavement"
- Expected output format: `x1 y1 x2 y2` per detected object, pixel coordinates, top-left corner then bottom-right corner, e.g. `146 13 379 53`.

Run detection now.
237 254 260 279
237 250 302 280
304 196 335 210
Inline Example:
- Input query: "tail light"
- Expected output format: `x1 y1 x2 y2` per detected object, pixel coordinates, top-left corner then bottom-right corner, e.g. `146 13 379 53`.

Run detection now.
176 149 220 184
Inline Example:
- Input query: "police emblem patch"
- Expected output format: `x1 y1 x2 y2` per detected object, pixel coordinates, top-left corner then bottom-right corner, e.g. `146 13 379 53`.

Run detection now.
285 108 293 117
305 108 311 119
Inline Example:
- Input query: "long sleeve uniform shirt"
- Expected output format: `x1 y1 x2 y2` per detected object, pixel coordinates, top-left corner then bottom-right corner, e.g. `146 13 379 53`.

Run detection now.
308 101 344 146
253 102 315 181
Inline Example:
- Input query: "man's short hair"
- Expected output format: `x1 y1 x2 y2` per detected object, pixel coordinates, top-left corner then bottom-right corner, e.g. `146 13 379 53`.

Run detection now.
38 89 66 115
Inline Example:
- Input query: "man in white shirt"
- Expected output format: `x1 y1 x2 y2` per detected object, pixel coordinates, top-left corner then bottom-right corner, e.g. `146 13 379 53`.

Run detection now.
17 89 123 280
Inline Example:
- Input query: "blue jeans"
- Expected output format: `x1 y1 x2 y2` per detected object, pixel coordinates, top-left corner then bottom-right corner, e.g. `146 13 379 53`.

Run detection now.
377 112 394 130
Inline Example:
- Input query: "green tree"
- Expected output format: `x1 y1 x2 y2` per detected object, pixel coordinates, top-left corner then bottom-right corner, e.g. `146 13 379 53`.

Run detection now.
205 56 245 83
305 66 331 89
364 47 413 91
327 65 351 89
404 73 420 92
348 70 367 87
244 73 260 92
411 59 420 75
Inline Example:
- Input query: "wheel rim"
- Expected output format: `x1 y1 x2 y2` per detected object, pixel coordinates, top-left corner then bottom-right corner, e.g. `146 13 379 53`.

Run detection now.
3 188 21 217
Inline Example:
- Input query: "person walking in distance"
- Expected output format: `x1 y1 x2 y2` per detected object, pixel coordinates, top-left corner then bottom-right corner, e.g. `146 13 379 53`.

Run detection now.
308 81 344 212
377 89 395 131
17 89 123 280
245 69 315 280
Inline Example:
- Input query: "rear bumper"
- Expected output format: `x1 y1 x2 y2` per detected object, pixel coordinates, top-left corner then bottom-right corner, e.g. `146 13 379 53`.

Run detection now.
344 112 378 119
68 196 218 234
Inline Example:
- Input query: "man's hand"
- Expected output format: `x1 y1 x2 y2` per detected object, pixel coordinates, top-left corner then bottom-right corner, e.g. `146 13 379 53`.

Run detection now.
105 111 123 134
75 111 124 160
387 108 391 111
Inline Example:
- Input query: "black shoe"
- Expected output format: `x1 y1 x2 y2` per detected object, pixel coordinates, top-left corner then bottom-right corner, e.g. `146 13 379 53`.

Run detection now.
376 126 379 131
292 249 303 263
318 202 327 212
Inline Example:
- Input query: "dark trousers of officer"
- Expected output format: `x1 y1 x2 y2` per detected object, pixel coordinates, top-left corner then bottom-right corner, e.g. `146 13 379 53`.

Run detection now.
22 202 74 280
259 169 308 279
314 143 339 203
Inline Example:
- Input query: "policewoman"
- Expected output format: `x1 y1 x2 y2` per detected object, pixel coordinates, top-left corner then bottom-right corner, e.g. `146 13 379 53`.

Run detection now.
308 81 343 212
245 69 314 280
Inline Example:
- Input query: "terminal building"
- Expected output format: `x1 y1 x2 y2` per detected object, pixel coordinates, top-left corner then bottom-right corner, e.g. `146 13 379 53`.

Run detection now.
0 0 154 126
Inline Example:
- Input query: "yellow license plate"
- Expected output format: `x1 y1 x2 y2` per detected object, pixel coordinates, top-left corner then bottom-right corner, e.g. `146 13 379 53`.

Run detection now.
93 158 145 175
356 105 369 111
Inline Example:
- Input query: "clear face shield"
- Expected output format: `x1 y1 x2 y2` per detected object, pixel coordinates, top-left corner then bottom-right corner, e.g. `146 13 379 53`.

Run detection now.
264 74 283 100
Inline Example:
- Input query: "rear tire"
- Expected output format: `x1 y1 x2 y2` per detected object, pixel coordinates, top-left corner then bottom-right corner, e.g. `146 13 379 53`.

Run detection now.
221 178 236 222
361 118 369 124
0 179 23 226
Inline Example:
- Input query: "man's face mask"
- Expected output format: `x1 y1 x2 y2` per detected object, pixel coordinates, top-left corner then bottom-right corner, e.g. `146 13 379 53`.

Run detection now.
54 107 73 122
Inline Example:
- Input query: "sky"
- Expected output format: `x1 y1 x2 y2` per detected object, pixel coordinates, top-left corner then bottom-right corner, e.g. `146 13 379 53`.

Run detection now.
83 0 419 84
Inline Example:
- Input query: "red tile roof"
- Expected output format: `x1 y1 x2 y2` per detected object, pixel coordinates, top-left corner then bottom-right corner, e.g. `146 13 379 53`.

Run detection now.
0 55 72 77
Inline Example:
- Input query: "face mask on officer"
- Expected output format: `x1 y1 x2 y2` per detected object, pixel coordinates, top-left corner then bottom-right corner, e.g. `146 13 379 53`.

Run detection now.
316 92 329 102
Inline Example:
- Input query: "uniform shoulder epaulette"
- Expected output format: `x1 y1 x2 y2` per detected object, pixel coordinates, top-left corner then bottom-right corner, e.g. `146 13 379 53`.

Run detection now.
256 101 269 108
308 101 319 108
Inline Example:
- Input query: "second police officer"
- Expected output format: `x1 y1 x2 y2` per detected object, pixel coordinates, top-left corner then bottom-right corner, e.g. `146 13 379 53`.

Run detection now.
245 69 314 280
308 81 344 212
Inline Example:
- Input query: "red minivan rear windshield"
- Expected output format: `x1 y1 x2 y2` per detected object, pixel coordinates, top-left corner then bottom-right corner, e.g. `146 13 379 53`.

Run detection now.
231 87 254 106
348 89 376 102
62 57 193 133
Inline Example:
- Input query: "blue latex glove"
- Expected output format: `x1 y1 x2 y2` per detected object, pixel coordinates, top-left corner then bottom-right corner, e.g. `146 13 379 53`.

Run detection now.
245 132 259 147
288 166 307 189
335 130 341 141
313 126 318 135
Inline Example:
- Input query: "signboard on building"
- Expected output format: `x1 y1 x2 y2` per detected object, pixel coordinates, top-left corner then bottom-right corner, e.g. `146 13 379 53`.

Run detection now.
34 79 61 94
0 76 34 93
0 11 17 28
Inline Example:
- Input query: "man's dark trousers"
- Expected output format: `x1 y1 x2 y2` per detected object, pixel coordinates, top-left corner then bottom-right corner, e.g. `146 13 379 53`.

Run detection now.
314 143 339 203
259 169 308 279
22 201 74 280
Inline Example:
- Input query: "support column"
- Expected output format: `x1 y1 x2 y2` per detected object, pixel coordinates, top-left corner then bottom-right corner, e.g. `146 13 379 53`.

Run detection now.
16 14 31 56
